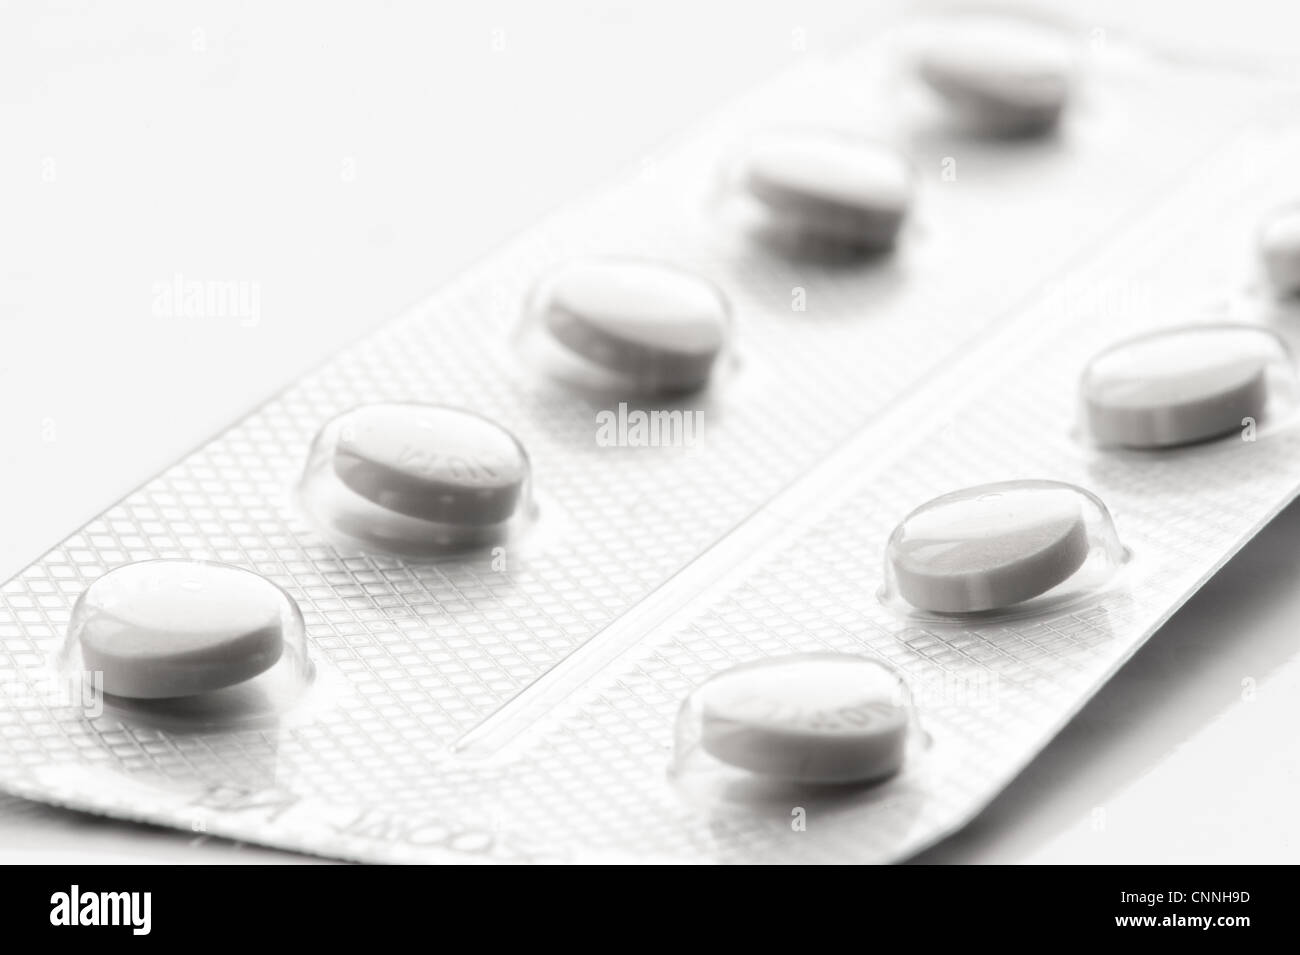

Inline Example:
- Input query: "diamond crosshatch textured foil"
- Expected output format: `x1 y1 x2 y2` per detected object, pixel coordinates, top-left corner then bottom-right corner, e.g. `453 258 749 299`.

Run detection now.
3 14 1300 862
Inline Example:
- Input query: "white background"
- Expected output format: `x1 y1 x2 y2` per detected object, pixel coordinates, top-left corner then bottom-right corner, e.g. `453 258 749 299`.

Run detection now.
2 0 1298 863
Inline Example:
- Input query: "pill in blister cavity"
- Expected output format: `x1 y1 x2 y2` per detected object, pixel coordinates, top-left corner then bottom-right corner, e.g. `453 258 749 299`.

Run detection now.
673 655 913 786
335 404 526 523
731 132 912 252
521 259 731 395
914 16 1077 136
299 403 532 555
883 481 1124 615
1259 205 1300 295
61 560 307 700
1080 325 1288 449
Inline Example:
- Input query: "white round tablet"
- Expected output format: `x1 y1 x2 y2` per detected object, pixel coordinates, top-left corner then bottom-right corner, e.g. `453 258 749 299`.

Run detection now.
915 15 1077 135
888 483 1090 614
1082 326 1274 448
1259 205 1300 296
740 134 912 249
541 260 729 393
688 655 911 784
71 560 291 699
333 404 528 525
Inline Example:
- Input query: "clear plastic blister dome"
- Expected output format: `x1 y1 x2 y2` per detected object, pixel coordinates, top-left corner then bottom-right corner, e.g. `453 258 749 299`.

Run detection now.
1078 324 1299 450
515 257 734 397
1259 203 1300 298
298 402 535 558
670 654 925 809
56 559 313 730
881 480 1126 622
715 129 915 260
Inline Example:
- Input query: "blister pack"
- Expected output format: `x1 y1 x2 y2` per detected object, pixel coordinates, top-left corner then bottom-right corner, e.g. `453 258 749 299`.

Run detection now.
4 5 1300 863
